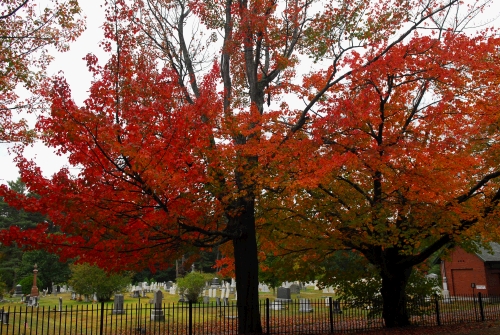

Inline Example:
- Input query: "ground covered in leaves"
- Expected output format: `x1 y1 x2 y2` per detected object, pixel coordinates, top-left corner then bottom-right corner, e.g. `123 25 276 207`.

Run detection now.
351 320 500 335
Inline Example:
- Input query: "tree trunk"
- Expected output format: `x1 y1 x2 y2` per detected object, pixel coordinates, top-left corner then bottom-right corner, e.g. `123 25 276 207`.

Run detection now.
380 265 412 328
233 198 263 334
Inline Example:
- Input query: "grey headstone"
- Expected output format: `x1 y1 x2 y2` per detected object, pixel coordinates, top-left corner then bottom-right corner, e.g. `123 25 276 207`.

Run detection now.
203 296 210 304
2 311 9 325
271 301 283 310
112 294 125 314
211 277 220 287
13 285 23 297
58 297 63 311
151 290 165 321
289 284 300 294
299 298 313 312
276 287 291 302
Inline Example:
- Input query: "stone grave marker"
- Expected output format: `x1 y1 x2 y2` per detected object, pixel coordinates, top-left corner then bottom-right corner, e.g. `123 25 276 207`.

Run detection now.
112 294 125 314
276 287 292 302
271 301 283 310
289 284 300 294
299 298 313 312
151 290 165 321
13 285 23 297
211 277 220 287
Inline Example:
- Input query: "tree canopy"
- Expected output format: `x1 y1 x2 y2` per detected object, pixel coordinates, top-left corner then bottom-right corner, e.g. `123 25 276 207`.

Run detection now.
0 0 84 143
1 0 499 331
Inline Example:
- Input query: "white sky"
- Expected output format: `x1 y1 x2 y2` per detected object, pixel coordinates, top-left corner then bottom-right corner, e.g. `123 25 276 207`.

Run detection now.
0 0 499 184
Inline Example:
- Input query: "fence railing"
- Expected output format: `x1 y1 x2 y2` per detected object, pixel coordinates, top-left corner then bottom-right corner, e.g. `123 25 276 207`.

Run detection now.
1 294 499 335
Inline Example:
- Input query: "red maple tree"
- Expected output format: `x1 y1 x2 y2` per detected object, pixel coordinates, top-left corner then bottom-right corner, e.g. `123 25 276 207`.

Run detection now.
1 0 498 332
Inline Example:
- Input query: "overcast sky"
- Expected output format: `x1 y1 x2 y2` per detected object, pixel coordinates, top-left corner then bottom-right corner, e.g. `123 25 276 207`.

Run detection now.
0 1 499 185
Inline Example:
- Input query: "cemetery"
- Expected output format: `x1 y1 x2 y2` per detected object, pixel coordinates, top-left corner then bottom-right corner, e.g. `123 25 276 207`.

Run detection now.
2 277 500 335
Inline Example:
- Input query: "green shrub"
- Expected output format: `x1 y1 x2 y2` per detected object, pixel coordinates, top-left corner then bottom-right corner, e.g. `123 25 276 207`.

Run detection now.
176 272 209 303
68 263 132 302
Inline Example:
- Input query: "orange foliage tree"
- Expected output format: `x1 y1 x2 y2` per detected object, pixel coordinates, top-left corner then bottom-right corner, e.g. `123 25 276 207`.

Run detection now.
1 0 498 332
0 0 84 143
261 31 500 326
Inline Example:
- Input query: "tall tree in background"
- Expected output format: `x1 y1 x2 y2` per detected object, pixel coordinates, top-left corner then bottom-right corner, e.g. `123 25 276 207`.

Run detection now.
0 0 84 143
0 179 71 290
0 0 497 332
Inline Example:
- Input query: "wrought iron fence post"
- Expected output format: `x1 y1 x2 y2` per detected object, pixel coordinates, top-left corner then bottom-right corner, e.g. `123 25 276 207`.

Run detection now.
434 294 441 326
266 298 270 335
189 300 193 335
100 301 105 335
478 292 485 322
328 297 334 333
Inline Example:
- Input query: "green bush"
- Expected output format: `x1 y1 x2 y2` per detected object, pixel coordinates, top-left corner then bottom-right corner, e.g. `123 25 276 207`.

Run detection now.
176 272 209 303
68 263 132 302
19 275 44 295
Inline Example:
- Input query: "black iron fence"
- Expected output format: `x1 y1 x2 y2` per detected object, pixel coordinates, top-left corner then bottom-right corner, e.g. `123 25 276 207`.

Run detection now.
1 294 500 335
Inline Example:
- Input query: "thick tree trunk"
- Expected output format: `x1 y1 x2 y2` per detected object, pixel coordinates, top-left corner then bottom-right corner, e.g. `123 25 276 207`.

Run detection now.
380 265 412 328
233 198 263 334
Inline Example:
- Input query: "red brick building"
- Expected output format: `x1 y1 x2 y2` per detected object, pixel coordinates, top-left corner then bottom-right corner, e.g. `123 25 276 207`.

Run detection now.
442 242 500 296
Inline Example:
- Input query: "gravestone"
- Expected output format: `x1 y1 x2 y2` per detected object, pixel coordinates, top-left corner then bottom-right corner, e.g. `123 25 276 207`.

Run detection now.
58 297 63 312
28 296 38 307
216 297 221 306
13 285 23 297
276 287 292 302
151 290 165 321
271 301 283 310
334 300 342 313
71 292 77 300
52 284 57 296
203 296 210 304
326 298 342 314
289 284 300 294
112 294 125 314
299 298 313 312
132 290 140 298
166 281 173 289
211 277 220 287
2 311 8 325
